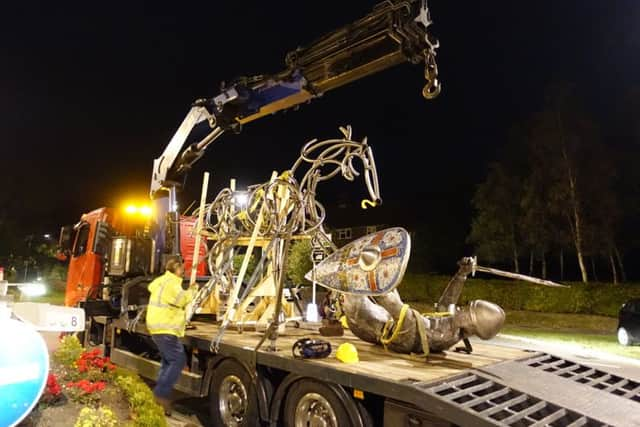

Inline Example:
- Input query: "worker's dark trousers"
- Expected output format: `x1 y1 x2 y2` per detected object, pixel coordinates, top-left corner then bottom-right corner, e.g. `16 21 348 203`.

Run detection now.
151 334 186 398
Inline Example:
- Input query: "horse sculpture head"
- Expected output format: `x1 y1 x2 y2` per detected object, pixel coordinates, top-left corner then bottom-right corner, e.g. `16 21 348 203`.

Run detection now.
291 125 382 218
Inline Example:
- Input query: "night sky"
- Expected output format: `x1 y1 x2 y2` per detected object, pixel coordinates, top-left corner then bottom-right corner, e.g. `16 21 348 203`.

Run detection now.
2 1 639 252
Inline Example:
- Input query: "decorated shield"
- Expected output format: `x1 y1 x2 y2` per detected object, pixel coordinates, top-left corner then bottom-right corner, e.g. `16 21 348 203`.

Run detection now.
305 227 411 295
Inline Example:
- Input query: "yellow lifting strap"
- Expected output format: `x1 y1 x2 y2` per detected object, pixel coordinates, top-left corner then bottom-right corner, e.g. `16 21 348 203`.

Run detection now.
409 310 452 358
249 188 264 213
421 311 453 318
379 304 431 358
278 170 291 180
380 303 410 349
411 308 430 358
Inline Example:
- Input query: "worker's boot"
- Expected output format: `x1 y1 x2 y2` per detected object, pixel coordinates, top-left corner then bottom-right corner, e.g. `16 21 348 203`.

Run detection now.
154 395 173 416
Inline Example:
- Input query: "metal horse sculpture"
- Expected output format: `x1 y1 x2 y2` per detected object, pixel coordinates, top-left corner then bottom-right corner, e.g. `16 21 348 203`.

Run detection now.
186 126 381 351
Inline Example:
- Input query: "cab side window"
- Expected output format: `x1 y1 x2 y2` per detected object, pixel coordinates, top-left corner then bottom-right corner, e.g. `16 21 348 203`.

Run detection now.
73 223 90 257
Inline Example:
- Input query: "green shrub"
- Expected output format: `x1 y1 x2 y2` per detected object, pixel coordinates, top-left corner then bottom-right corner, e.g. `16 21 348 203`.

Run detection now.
44 264 68 292
74 406 118 427
53 335 84 368
233 251 258 282
397 274 447 303
398 274 640 317
286 240 312 285
132 405 168 427
115 369 167 427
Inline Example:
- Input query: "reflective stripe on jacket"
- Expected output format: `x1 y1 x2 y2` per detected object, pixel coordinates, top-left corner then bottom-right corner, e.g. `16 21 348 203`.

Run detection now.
146 271 195 337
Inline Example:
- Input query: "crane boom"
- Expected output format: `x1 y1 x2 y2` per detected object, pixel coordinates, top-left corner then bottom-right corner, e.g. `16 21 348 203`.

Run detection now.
150 0 440 198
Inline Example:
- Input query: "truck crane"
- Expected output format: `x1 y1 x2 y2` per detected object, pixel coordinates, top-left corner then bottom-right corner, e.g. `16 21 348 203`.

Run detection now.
57 2 638 426
148 0 440 268
59 0 440 309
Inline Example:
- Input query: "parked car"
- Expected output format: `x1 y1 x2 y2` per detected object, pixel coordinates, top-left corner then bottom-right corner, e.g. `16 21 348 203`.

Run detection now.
617 298 640 346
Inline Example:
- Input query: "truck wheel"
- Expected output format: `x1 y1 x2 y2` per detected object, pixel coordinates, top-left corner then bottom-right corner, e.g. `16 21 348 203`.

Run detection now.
356 401 374 427
209 359 259 427
284 380 352 427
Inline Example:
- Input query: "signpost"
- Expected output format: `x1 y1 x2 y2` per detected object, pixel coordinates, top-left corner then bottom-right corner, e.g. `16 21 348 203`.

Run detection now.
306 237 329 323
0 279 84 426
0 317 49 427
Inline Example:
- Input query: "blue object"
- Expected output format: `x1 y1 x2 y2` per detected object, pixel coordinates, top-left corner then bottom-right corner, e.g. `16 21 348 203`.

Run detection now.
0 318 49 427
292 338 332 359
151 334 186 398
244 72 307 115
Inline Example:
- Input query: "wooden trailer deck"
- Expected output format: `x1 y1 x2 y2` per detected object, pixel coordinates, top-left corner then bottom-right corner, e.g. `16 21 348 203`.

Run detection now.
110 318 640 426
183 320 531 385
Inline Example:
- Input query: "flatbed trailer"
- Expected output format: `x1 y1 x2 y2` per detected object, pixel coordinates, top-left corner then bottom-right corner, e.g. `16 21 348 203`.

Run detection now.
95 316 640 427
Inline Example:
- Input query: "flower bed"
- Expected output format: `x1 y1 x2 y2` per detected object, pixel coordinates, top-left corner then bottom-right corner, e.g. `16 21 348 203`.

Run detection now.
19 335 167 427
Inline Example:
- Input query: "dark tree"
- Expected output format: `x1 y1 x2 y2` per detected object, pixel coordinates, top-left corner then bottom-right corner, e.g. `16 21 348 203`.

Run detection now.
468 162 524 272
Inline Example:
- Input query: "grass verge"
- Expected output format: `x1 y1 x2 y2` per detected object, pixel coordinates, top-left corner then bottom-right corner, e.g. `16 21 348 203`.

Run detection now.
500 327 640 359
17 289 66 305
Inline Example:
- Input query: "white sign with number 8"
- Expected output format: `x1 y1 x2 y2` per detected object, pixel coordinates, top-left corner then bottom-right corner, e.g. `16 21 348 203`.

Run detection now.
11 303 85 332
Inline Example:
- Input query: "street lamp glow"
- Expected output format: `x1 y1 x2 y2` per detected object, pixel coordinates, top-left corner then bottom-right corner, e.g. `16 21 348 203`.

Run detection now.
234 192 249 208
20 283 47 298
125 205 138 214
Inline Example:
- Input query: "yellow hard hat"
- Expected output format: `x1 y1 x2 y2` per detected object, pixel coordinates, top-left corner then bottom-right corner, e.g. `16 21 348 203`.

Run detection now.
336 343 359 364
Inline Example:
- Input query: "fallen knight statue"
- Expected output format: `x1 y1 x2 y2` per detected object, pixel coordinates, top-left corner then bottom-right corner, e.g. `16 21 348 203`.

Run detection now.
307 227 567 355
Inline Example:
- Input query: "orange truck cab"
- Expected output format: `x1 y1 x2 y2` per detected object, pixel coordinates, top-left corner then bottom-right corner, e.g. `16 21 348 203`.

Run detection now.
59 205 206 311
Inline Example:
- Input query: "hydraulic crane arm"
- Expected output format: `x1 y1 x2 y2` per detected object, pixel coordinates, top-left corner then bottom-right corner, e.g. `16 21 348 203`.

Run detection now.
151 0 440 198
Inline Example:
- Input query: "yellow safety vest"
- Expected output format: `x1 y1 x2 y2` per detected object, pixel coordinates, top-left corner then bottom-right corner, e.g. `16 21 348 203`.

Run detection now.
146 271 195 337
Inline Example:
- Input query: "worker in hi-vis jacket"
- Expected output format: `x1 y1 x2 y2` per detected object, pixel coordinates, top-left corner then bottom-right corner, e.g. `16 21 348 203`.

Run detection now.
146 257 197 414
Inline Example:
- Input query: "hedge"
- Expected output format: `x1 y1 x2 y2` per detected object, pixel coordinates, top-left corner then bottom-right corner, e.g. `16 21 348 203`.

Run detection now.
397 274 640 317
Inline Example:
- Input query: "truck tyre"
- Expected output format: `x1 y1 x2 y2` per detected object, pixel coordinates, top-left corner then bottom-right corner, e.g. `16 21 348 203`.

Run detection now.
356 401 374 427
283 380 352 427
209 359 259 427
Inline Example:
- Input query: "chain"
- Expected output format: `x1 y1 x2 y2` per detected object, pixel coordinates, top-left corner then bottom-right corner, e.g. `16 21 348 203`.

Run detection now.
416 1 441 100
422 49 441 99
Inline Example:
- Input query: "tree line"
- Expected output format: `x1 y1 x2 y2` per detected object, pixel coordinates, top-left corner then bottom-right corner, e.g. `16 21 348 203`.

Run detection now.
468 85 639 284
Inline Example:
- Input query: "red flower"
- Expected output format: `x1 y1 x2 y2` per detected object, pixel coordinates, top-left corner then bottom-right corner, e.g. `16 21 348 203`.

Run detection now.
45 373 62 396
74 348 117 374
65 378 106 394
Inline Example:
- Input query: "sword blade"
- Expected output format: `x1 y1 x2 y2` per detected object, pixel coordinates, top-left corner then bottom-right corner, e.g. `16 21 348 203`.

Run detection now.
475 265 569 288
